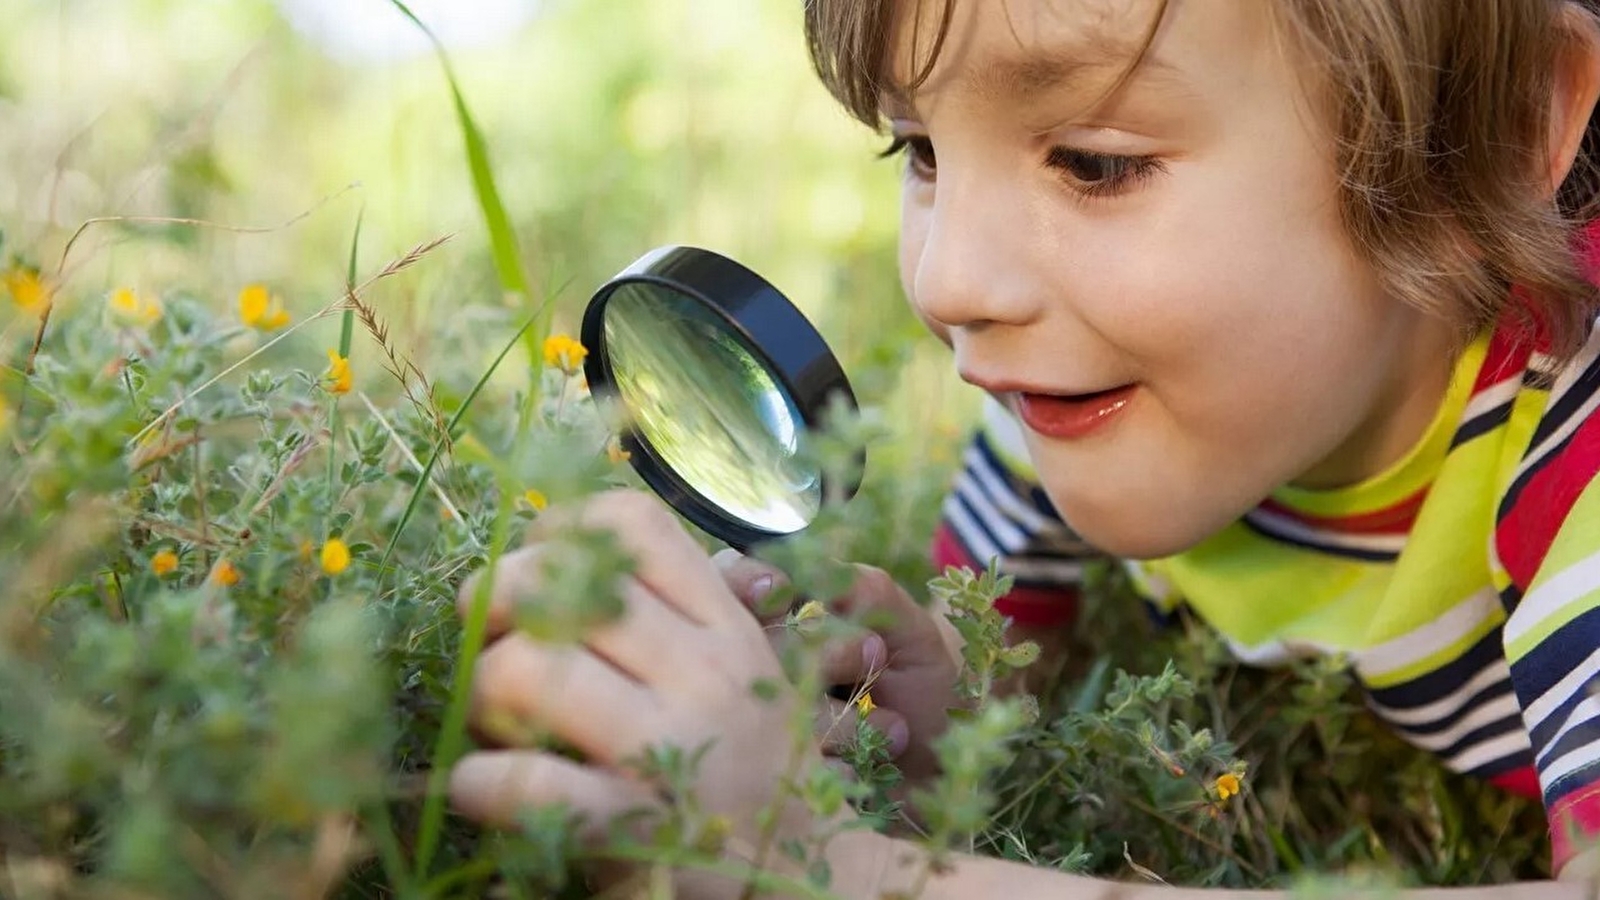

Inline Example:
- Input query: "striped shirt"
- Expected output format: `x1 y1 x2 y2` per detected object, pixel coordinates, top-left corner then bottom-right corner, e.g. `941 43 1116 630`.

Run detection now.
931 308 1600 873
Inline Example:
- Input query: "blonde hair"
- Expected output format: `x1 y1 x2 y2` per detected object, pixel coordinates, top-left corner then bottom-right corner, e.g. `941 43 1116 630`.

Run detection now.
804 0 1600 363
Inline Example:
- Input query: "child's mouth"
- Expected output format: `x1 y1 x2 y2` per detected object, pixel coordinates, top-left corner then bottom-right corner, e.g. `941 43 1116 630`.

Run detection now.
1016 386 1137 440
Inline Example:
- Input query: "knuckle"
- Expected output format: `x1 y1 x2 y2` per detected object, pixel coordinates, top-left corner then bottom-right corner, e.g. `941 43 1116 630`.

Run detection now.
473 637 537 716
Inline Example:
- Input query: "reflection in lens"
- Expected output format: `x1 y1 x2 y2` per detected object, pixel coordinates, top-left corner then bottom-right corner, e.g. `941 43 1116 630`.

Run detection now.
603 283 822 534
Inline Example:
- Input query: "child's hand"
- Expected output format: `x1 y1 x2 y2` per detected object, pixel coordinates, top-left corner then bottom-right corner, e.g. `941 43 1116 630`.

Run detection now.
713 551 964 786
448 491 853 895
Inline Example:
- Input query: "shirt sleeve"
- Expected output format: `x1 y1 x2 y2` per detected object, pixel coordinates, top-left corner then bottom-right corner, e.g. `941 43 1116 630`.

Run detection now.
930 395 1107 628
1502 466 1600 874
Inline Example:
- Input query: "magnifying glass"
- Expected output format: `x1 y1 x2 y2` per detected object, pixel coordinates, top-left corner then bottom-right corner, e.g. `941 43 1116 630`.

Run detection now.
580 246 863 551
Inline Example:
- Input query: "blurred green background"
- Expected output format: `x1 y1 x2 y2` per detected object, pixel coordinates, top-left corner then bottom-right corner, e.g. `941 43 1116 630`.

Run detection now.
0 0 977 450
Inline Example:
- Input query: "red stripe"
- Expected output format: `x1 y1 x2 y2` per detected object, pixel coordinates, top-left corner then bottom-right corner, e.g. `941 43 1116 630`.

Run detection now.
1496 412 1600 589
1473 316 1536 393
1489 765 1542 800
1550 782 1600 875
930 523 1078 628
1257 488 1429 536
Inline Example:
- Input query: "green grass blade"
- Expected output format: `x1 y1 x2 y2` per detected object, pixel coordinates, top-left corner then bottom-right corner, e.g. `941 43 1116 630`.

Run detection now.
386 2 534 317
376 314 536 578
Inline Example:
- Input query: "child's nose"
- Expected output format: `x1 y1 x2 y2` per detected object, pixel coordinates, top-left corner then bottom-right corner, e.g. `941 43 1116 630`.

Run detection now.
910 185 1044 331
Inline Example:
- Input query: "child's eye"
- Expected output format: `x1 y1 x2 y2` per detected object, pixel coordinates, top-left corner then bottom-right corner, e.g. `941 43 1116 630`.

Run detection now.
879 135 937 181
1044 147 1164 199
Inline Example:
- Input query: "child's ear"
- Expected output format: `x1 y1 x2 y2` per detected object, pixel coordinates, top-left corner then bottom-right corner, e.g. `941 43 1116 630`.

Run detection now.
1548 3 1600 194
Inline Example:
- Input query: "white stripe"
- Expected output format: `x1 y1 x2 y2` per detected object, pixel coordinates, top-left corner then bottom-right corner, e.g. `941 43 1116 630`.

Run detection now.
1527 647 1600 726
1513 332 1600 473
1354 587 1502 680
1539 732 1600 790
1503 546 1600 647
1458 375 1521 425
954 476 1026 551
1390 694 1523 753
982 394 1034 467
963 445 1056 536
998 557 1086 584
1243 508 1408 556
1444 727 1533 774
943 495 1000 564
1223 636 1337 667
1537 694 1600 769
1367 658 1511 727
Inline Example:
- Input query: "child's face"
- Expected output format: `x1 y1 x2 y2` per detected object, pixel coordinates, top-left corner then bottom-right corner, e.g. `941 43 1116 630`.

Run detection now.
886 0 1460 558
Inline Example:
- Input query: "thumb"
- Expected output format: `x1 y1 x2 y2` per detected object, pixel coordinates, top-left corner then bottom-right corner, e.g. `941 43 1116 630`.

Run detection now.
710 548 791 620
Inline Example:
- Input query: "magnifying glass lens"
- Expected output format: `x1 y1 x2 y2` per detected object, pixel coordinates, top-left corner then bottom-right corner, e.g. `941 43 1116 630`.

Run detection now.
602 282 822 534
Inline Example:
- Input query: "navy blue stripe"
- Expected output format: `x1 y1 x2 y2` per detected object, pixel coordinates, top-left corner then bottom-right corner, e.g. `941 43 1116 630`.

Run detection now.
1377 678 1516 738
1527 351 1600 451
1498 426 1579 520
1465 747 1536 780
1449 399 1514 450
1531 669 1600 751
1364 627 1505 709
972 432 1059 518
1545 756 1600 806
1500 583 1523 615
947 488 1008 563
1508 605 1600 711
1537 715 1600 776
1240 516 1399 563
1431 713 1526 763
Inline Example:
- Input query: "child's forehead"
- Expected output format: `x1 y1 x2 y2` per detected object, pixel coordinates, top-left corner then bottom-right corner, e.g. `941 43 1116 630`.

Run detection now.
877 0 1251 113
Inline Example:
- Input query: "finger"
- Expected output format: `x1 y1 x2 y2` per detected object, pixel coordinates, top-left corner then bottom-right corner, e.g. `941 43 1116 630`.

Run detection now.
710 549 792 621
451 750 661 842
456 544 547 643
533 490 743 628
816 697 909 758
815 631 889 688
584 577 710 684
473 633 655 763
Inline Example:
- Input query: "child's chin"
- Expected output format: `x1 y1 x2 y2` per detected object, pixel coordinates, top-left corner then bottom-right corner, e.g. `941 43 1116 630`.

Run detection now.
1057 497 1231 560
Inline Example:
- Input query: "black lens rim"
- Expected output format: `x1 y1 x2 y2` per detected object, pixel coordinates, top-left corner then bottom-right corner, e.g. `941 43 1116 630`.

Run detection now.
581 245 861 551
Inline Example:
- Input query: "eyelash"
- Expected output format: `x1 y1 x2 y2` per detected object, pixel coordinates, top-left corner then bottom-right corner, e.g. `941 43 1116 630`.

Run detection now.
878 136 1165 200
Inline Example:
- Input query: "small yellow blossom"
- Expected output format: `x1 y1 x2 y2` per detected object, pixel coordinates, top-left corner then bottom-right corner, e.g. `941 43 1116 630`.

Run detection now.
855 692 877 716
320 538 351 576
238 284 291 331
523 488 549 511
298 540 314 561
793 600 827 623
1214 773 1242 802
542 334 588 375
209 559 241 587
151 550 179 576
107 287 163 327
606 437 632 464
3 267 51 315
324 350 352 395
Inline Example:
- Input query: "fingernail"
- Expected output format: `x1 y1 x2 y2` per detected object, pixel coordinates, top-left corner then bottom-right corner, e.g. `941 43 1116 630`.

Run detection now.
750 574 774 603
862 634 887 672
886 720 910 757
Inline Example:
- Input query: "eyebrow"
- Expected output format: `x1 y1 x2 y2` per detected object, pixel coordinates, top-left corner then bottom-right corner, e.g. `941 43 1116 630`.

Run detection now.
882 45 1184 113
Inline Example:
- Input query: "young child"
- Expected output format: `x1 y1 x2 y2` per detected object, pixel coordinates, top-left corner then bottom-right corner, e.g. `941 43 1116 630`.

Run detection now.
449 0 1600 896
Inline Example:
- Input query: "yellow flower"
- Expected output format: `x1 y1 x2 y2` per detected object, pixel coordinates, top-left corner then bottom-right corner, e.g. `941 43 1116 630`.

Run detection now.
1214 773 1242 802
606 437 632 464
3 267 51 315
107 287 162 326
792 600 827 623
298 540 314 561
523 488 549 511
238 284 291 331
542 334 588 375
323 350 352 395
320 538 351 576
209 559 241 587
855 692 877 716
151 550 179 576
